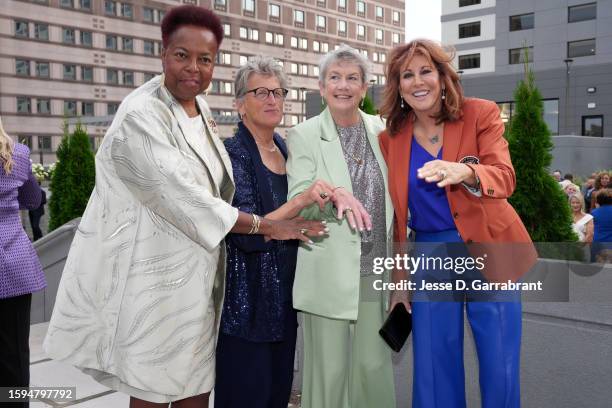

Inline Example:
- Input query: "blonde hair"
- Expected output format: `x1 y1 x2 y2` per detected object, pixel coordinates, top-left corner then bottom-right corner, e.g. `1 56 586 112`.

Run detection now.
568 192 585 212
0 116 15 174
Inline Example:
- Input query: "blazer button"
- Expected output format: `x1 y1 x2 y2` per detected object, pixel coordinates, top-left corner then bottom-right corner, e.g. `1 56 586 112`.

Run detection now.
453 212 459 219
466 239 473 244
487 188 494 195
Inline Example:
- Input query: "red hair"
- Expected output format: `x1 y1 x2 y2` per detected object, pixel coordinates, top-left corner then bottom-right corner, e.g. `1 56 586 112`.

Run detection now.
161 5 224 49
380 39 464 136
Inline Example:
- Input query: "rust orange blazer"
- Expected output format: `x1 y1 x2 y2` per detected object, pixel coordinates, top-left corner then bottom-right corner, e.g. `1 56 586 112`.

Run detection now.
379 98 537 282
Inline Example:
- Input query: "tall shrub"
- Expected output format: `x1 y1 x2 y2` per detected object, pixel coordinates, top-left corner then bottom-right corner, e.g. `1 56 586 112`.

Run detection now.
48 123 95 231
507 65 577 243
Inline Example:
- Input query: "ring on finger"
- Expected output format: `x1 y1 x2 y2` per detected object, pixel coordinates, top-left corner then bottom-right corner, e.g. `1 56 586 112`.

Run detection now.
344 207 353 214
437 170 447 180
300 228 308 234
319 192 329 199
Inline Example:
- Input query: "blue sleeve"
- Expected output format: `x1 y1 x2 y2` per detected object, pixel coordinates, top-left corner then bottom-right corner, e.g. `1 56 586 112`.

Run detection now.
225 140 272 253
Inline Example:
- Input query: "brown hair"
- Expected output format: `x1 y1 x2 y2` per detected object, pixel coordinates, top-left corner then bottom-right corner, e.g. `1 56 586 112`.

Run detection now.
380 39 464 136
594 171 610 190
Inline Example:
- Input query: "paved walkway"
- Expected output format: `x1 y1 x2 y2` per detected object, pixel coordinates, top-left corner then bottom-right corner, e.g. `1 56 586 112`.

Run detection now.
28 323 300 407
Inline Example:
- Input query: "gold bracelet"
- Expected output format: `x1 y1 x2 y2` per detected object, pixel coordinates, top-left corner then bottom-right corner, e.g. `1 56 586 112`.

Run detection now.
252 214 261 235
248 213 257 234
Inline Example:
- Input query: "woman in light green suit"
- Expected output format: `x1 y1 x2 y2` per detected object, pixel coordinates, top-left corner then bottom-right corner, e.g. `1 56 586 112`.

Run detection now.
286 45 396 408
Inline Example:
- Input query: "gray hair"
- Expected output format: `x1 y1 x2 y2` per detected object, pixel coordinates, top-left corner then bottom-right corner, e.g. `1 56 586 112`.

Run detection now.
318 44 370 85
234 55 287 99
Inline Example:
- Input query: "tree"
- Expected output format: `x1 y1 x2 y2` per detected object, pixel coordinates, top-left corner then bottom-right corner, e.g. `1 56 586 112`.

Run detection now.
48 123 95 231
506 60 577 244
360 92 377 115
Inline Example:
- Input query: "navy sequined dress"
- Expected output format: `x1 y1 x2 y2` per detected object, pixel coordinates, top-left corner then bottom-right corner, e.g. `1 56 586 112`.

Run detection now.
220 122 298 342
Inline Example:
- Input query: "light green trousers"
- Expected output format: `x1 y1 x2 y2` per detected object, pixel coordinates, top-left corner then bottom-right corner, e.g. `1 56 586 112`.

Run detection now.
300 286 396 408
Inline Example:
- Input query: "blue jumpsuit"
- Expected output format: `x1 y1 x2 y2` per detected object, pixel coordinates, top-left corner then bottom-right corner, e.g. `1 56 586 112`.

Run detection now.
408 140 522 408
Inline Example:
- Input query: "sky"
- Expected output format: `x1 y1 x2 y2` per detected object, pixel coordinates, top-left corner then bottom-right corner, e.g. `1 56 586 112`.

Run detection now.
405 0 442 42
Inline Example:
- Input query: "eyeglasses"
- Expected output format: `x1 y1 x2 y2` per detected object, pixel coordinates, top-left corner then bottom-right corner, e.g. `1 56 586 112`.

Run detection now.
246 87 289 100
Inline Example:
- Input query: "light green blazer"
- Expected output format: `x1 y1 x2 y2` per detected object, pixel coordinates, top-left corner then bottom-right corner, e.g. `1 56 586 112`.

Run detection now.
286 107 394 320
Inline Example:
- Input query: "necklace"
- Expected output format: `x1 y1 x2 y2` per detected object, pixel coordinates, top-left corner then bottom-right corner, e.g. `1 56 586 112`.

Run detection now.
428 134 440 144
335 118 366 166
255 141 278 153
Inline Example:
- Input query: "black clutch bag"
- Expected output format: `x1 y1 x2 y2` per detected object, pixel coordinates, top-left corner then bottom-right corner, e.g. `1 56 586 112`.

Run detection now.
379 303 412 352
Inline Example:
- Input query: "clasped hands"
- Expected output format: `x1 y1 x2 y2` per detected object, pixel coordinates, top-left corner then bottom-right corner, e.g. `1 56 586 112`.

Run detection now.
301 180 371 232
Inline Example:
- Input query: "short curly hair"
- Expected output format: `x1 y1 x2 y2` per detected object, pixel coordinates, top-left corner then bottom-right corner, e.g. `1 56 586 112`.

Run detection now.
161 5 223 49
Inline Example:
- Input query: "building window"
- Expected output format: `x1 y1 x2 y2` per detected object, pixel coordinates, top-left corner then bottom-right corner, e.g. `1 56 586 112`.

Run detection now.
459 0 481 6
458 53 480 69
19 136 33 150
269 4 280 19
211 80 233 95
357 1 365 16
143 7 155 22
17 97 31 113
60 0 73 8
144 72 155 82
121 3 133 19
34 23 49 41
316 15 326 31
122 37 134 53
317 0 326 7
15 20 29 38
80 30 93 47
265 32 284 46
509 47 533 64
223 24 231 37
104 0 116 16
38 136 52 152
16 59 30 76
509 13 534 31
376 29 384 44
214 0 227 11
393 10 401 24
35 61 49 78
82 102 94 116
79 0 91 10
294 10 304 26
357 24 366 39
376 6 384 20
106 35 118 50
216 51 231 65
568 38 596 57
82 66 93 82
63 64 76 80
143 40 155 55
338 20 347 35
392 32 400 44
239 55 248 65
458 21 481 38
582 115 603 137
243 0 255 13
37 99 51 114
123 71 134 86
239 27 259 41
107 103 119 115
338 0 346 11
64 100 77 116
568 3 597 23
62 27 75 44
498 99 558 134
107 69 119 84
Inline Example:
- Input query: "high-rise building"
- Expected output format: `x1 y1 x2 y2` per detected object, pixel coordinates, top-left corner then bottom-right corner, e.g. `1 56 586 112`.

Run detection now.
441 0 612 137
1 0 405 164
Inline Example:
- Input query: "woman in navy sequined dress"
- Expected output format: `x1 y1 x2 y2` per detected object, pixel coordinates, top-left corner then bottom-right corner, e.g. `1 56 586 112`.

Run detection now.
215 56 335 408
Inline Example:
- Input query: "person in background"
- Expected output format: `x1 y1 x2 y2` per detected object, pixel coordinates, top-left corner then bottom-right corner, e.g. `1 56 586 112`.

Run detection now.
28 186 46 241
569 192 593 243
552 169 562 182
591 188 612 262
0 116 45 408
379 39 536 408
583 177 596 213
43 6 323 408
590 171 611 211
215 56 334 408
286 44 396 408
